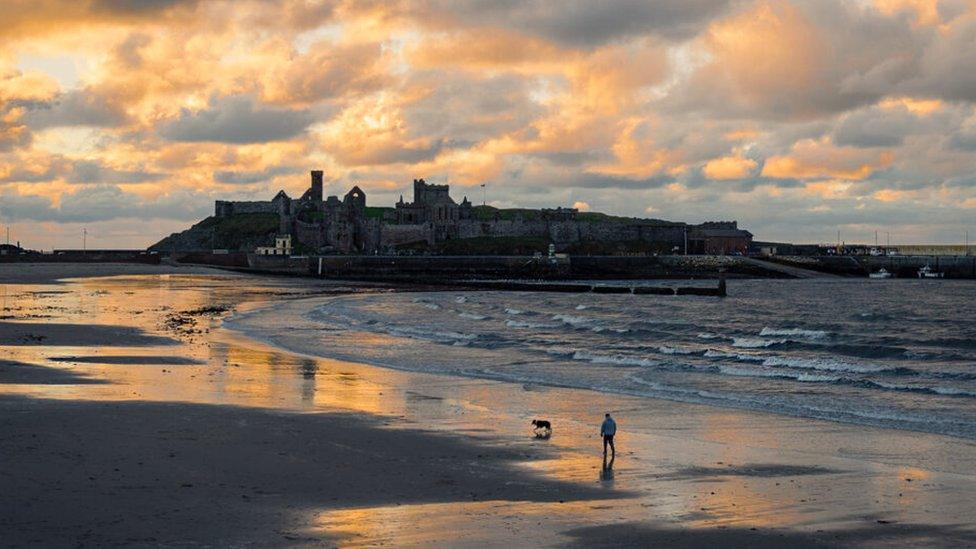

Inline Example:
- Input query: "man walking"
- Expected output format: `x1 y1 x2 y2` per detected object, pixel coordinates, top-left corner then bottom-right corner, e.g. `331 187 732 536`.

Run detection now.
600 413 617 457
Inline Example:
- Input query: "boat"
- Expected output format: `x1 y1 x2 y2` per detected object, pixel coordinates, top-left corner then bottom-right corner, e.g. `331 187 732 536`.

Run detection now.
917 265 945 279
869 268 893 279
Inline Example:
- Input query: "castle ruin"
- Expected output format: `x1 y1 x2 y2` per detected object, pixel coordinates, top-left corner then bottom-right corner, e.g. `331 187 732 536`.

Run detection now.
212 170 752 255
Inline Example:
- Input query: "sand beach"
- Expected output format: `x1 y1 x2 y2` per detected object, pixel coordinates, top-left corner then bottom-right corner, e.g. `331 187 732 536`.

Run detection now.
1 263 975 547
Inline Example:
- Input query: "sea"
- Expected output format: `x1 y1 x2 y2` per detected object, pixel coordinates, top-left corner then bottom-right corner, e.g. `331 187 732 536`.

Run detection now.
231 279 976 440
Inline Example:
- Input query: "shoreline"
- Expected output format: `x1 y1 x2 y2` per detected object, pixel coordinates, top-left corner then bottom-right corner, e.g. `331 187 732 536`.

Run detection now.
1 265 975 546
226 290 976 445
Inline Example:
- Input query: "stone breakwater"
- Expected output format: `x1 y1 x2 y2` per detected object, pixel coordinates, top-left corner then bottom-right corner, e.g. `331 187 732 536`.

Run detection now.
770 255 976 279
234 254 786 281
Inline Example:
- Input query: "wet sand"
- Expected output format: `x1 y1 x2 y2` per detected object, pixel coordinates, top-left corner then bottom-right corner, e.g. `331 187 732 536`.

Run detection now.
1 264 975 547
0 262 231 284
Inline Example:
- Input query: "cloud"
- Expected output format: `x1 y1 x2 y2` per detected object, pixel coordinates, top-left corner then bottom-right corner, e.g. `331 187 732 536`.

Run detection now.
22 88 128 128
1 0 976 245
414 0 735 46
832 106 918 148
65 160 165 184
213 165 301 184
669 0 923 120
703 156 759 180
0 185 209 223
159 95 313 144
261 42 391 105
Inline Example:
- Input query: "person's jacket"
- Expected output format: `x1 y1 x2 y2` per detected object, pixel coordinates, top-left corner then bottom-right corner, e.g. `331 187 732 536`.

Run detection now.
600 418 617 436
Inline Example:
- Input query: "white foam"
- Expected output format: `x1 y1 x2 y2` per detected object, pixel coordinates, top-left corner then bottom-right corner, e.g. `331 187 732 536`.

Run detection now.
575 304 589 310
657 346 695 355
760 327 829 339
732 337 786 348
387 326 476 343
455 296 468 303
505 319 556 329
458 312 487 320
697 332 721 340
572 351 659 368
704 349 765 362
504 308 523 315
553 314 589 326
423 303 440 310
718 365 841 382
762 356 887 373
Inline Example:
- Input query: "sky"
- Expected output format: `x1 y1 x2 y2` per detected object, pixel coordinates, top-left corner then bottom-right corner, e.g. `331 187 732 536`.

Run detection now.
1 0 976 249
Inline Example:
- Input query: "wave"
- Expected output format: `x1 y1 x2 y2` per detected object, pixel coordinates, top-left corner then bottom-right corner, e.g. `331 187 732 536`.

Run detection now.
717 365 841 383
552 314 590 327
760 327 829 339
697 332 722 340
505 319 557 329
572 350 659 368
504 308 523 315
656 346 697 356
713 366 976 398
861 380 976 398
575 304 589 310
385 325 477 344
458 312 487 320
733 337 787 348
704 349 765 362
761 356 908 374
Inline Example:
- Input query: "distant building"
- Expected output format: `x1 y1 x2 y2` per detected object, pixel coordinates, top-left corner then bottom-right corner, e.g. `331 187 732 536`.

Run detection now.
256 234 292 256
688 222 753 255
394 179 474 240
207 170 753 256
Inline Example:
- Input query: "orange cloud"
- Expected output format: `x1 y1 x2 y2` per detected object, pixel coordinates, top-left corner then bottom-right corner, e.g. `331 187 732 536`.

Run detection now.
874 0 943 26
703 156 757 180
762 140 894 180
873 188 909 202
878 96 943 115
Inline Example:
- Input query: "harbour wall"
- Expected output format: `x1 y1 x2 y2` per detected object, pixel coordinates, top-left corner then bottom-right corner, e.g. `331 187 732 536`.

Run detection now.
771 255 976 278
308 255 781 281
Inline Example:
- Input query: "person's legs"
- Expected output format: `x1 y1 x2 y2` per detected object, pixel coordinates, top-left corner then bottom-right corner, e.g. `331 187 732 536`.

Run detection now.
602 435 608 455
608 435 615 456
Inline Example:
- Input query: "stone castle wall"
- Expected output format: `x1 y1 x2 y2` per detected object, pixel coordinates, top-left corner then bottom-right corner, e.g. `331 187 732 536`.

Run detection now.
453 219 686 251
379 223 432 248
215 200 275 217
293 220 326 250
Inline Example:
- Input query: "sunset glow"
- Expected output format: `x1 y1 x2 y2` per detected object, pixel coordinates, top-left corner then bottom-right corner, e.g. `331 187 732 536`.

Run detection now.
2 0 976 248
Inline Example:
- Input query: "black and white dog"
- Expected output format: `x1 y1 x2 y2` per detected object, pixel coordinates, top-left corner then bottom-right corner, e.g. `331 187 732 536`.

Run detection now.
531 419 552 435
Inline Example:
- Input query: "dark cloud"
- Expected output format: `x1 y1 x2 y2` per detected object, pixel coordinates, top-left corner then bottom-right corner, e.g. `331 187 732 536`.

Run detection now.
159 95 313 144
0 185 210 223
832 108 916 148
0 165 59 183
213 166 301 184
666 0 924 120
949 128 976 151
906 17 976 102
0 157 163 184
65 160 166 184
0 122 32 152
23 88 128 129
90 0 199 16
419 0 734 46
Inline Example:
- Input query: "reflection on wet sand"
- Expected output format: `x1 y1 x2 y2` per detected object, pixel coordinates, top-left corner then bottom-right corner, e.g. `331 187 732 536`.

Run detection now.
1 272 975 546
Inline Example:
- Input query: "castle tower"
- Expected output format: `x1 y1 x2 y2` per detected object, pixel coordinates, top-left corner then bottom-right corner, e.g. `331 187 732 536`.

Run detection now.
310 170 324 202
